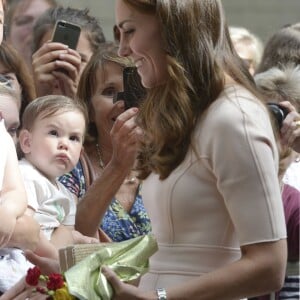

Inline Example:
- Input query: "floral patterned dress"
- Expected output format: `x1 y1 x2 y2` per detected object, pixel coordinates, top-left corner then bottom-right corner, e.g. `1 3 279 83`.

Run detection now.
59 161 151 242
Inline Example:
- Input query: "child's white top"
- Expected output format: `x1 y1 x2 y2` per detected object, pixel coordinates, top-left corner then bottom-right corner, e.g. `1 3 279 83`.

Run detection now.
19 158 77 240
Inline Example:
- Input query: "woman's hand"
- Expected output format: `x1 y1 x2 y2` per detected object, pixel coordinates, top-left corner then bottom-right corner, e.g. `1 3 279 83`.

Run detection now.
102 266 152 300
32 41 81 98
0 277 48 300
25 250 60 275
71 230 100 244
110 107 143 171
0 251 59 300
280 101 300 153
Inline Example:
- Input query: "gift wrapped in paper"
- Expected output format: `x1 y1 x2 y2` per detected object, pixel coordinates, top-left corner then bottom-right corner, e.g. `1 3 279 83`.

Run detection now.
64 234 158 300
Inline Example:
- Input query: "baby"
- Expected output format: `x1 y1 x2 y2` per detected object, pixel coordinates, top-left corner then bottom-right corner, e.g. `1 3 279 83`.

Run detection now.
18 95 98 258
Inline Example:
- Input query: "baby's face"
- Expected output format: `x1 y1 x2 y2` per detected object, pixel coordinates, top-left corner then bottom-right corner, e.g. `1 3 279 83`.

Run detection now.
22 110 85 183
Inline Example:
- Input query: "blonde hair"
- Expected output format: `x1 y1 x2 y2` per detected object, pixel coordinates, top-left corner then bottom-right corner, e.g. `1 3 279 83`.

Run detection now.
255 65 300 111
229 26 263 70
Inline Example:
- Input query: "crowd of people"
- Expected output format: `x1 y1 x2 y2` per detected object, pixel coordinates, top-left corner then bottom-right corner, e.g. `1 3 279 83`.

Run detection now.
0 0 298 299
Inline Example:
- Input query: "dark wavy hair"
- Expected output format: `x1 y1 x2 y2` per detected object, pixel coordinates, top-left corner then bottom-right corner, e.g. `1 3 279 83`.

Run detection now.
121 0 258 179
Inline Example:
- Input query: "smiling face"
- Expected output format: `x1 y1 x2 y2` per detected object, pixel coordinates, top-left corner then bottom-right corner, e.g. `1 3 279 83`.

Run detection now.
19 110 85 183
90 60 124 147
115 0 168 88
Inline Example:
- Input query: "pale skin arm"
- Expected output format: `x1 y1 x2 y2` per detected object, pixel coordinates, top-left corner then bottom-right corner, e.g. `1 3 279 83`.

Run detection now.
75 107 142 237
34 231 59 260
50 225 99 249
25 207 58 259
0 130 27 247
103 240 287 300
1 130 27 216
5 214 40 251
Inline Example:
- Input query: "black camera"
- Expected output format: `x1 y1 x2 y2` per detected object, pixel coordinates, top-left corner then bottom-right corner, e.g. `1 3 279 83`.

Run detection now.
113 67 146 110
267 102 289 129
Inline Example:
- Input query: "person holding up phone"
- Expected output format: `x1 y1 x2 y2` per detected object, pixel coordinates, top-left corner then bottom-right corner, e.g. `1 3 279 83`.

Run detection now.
31 6 105 99
59 42 151 242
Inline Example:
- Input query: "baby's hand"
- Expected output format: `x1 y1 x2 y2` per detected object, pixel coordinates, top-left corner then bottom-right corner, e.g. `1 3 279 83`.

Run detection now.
71 230 100 244
0 208 16 247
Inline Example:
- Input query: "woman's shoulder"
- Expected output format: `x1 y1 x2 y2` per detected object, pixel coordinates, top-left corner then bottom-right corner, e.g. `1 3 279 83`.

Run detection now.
194 84 276 153
215 84 263 113
202 84 268 130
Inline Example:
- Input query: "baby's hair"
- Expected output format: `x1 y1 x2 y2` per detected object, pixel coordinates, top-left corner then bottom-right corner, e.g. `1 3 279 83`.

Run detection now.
22 95 88 132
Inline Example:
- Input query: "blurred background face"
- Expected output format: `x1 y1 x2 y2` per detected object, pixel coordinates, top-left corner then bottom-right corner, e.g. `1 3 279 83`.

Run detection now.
0 62 22 101
0 0 3 45
90 60 124 140
233 41 256 75
0 94 20 145
8 0 53 65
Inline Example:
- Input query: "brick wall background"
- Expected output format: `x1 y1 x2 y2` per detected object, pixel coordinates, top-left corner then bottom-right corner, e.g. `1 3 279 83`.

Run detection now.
57 0 300 44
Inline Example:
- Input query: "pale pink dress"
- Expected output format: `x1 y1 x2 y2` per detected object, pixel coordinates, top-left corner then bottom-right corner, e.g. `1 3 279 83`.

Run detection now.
139 85 286 292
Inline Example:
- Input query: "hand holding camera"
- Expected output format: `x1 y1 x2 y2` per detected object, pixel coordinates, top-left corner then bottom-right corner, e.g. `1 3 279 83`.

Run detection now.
276 101 300 153
113 67 146 110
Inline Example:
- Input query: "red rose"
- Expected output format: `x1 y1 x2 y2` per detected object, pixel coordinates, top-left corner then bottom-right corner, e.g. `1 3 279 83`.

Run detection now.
36 286 47 294
47 273 64 290
26 266 41 286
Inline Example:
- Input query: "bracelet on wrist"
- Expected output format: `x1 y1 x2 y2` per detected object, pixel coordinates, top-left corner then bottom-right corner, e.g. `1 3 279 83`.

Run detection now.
156 287 167 300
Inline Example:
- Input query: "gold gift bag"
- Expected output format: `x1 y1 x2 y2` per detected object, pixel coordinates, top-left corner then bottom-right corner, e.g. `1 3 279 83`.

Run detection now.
62 234 158 300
